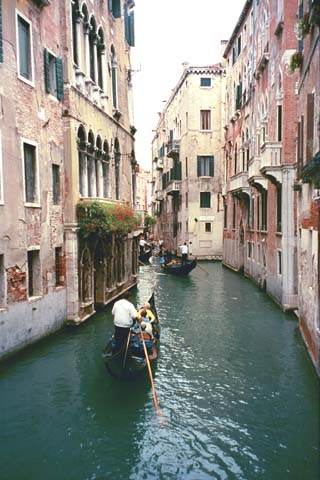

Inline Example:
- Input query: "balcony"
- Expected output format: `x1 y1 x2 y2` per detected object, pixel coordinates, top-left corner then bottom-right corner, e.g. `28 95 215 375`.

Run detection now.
255 43 270 78
260 142 282 184
229 171 250 197
155 190 164 201
166 181 181 195
156 158 164 170
248 157 267 190
167 139 180 158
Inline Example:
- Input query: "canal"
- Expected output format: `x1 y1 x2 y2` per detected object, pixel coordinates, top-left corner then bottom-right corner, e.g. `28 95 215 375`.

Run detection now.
0 263 319 480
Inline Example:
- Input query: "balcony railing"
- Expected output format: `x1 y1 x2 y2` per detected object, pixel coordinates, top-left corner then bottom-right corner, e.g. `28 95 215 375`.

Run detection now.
155 190 164 201
167 139 180 158
260 142 282 169
166 181 181 195
229 171 249 193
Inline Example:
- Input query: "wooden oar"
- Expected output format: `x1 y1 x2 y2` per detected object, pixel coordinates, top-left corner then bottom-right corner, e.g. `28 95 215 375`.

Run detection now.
139 326 162 418
122 331 131 369
196 263 210 275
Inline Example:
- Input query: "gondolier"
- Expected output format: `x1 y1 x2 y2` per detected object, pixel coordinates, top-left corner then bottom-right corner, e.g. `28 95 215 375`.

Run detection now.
112 291 137 352
180 242 188 265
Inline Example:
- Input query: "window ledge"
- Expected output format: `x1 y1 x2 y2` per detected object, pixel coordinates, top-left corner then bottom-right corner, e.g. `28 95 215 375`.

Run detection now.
25 203 41 208
54 285 65 291
106 287 117 294
80 300 93 308
116 281 125 287
28 295 43 303
18 74 35 88
199 130 213 133
276 231 282 236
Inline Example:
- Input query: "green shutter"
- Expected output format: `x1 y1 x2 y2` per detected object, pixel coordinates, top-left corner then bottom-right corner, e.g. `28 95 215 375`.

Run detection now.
108 0 113 13
197 157 201 177
129 11 135 47
0 0 3 63
209 156 214 177
113 0 121 18
124 5 130 43
44 48 51 93
55 57 64 101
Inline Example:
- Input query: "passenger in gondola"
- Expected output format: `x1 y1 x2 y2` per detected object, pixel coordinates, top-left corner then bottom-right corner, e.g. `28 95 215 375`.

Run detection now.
111 290 137 352
137 303 155 323
138 310 154 339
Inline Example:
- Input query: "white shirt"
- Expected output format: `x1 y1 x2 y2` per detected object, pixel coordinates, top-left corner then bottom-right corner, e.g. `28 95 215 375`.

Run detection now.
139 239 146 247
112 299 137 328
180 244 188 255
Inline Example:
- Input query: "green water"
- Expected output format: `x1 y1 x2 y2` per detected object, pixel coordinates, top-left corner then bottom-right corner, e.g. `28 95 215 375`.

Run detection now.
0 263 319 480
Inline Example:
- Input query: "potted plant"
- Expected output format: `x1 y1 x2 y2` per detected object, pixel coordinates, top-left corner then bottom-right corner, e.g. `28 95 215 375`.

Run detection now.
295 13 311 39
289 51 303 73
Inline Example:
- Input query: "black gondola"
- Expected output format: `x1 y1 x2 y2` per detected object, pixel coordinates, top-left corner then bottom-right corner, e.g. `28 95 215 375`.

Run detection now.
162 258 197 276
138 249 152 264
103 293 160 379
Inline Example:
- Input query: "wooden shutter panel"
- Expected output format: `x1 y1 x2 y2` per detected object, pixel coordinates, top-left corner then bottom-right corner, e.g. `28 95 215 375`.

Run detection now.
209 156 214 177
129 11 135 47
108 0 113 13
44 48 51 93
197 157 201 177
0 0 3 63
124 5 130 43
306 94 314 162
55 57 64 101
113 0 121 18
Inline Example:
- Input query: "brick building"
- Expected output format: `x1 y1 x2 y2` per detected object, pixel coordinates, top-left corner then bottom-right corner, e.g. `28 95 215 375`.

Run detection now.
152 65 225 259
0 0 67 358
223 0 299 310
294 0 320 373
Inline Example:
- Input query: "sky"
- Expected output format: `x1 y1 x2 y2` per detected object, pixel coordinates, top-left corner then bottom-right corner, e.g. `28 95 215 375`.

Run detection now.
132 0 245 170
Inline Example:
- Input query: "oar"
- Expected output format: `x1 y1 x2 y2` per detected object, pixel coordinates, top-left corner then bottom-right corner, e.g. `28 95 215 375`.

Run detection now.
195 260 210 275
122 331 131 369
139 326 163 419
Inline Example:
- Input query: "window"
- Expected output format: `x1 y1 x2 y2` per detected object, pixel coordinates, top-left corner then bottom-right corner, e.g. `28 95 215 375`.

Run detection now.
0 254 5 308
237 35 242 56
200 78 211 87
114 139 120 200
55 247 64 286
17 11 33 83
109 0 121 18
200 110 211 130
89 17 97 83
232 200 236 229
0 0 3 63
306 93 314 163
0 131 3 203
277 105 282 141
97 28 105 90
247 242 252 259
44 49 64 100
185 192 188 208
197 156 214 177
261 189 268 231
276 185 282 232
23 142 38 204
71 1 79 66
111 46 118 109
27 249 41 297
277 250 282 275
200 192 211 208
205 222 212 232
124 4 135 46
52 164 60 204
224 200 227 228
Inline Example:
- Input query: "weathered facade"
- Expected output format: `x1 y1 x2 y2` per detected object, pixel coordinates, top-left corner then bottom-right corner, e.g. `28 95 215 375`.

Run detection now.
152 65 225 259
223 0 299 310
294 0 320 374
0 0 67 358
63 0 139 324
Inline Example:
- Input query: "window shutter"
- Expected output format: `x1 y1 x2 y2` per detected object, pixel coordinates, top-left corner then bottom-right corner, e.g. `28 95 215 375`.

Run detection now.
113 0 121 18
0 0 3 63
129 11 135 47
124 5 130 43
306 93 314 162
197 157 201 177
44 48 51 93
55 57 64 101
209 156 214 177
108 0 113 13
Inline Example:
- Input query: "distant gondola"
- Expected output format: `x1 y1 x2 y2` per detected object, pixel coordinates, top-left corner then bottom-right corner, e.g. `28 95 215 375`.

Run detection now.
102 294 160 379
138 249 152 264
162 258 197 276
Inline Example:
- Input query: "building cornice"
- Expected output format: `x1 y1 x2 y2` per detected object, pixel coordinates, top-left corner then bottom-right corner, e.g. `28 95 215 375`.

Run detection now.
223 0 253 58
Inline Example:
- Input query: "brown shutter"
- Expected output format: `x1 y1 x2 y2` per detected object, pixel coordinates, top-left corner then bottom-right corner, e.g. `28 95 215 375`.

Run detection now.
306 93 314 163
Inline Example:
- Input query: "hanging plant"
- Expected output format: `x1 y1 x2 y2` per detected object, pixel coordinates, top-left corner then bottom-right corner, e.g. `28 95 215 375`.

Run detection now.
289 51 303 73
309 5 320 27
77 201 141 238
295 14 311 39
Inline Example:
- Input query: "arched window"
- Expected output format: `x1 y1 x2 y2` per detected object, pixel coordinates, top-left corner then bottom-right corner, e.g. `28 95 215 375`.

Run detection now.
242 132 246 171
77 125 87 196
102 140 110 198
246 128 250 170
97 27 105 90
234 143 238 175
72 1 80 66
131 150 137 206
96 135 102 197
82 4 89 74
114 138 120 200
89 16 97 83
111 46 118 109
87 130 96 197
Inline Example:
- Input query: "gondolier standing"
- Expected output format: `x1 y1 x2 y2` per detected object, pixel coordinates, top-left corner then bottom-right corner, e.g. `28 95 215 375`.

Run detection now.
180 242 188 265
112 291 137 352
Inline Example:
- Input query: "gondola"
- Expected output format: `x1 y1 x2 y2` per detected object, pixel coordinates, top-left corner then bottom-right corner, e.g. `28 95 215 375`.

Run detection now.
162 258 197 276
138 249 152 264
102 293 160 379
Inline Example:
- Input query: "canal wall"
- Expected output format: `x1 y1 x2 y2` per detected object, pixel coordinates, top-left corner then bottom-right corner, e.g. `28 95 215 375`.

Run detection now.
0 289 67 360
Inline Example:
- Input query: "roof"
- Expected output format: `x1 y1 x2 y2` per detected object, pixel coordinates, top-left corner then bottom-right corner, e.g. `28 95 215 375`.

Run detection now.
223 0 253 58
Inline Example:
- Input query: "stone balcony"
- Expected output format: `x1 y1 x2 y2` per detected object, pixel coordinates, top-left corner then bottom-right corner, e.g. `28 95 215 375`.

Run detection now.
229 171 250 196
260 141 282 184
248 156 267 190
156 158 164 170
155 190 164 201
167 140 180 158
166 181 181 195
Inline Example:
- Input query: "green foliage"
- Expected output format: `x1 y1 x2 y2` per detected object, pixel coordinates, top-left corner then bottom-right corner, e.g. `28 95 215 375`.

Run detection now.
77 201 140 238
144 214 156 229
289 52 303 73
